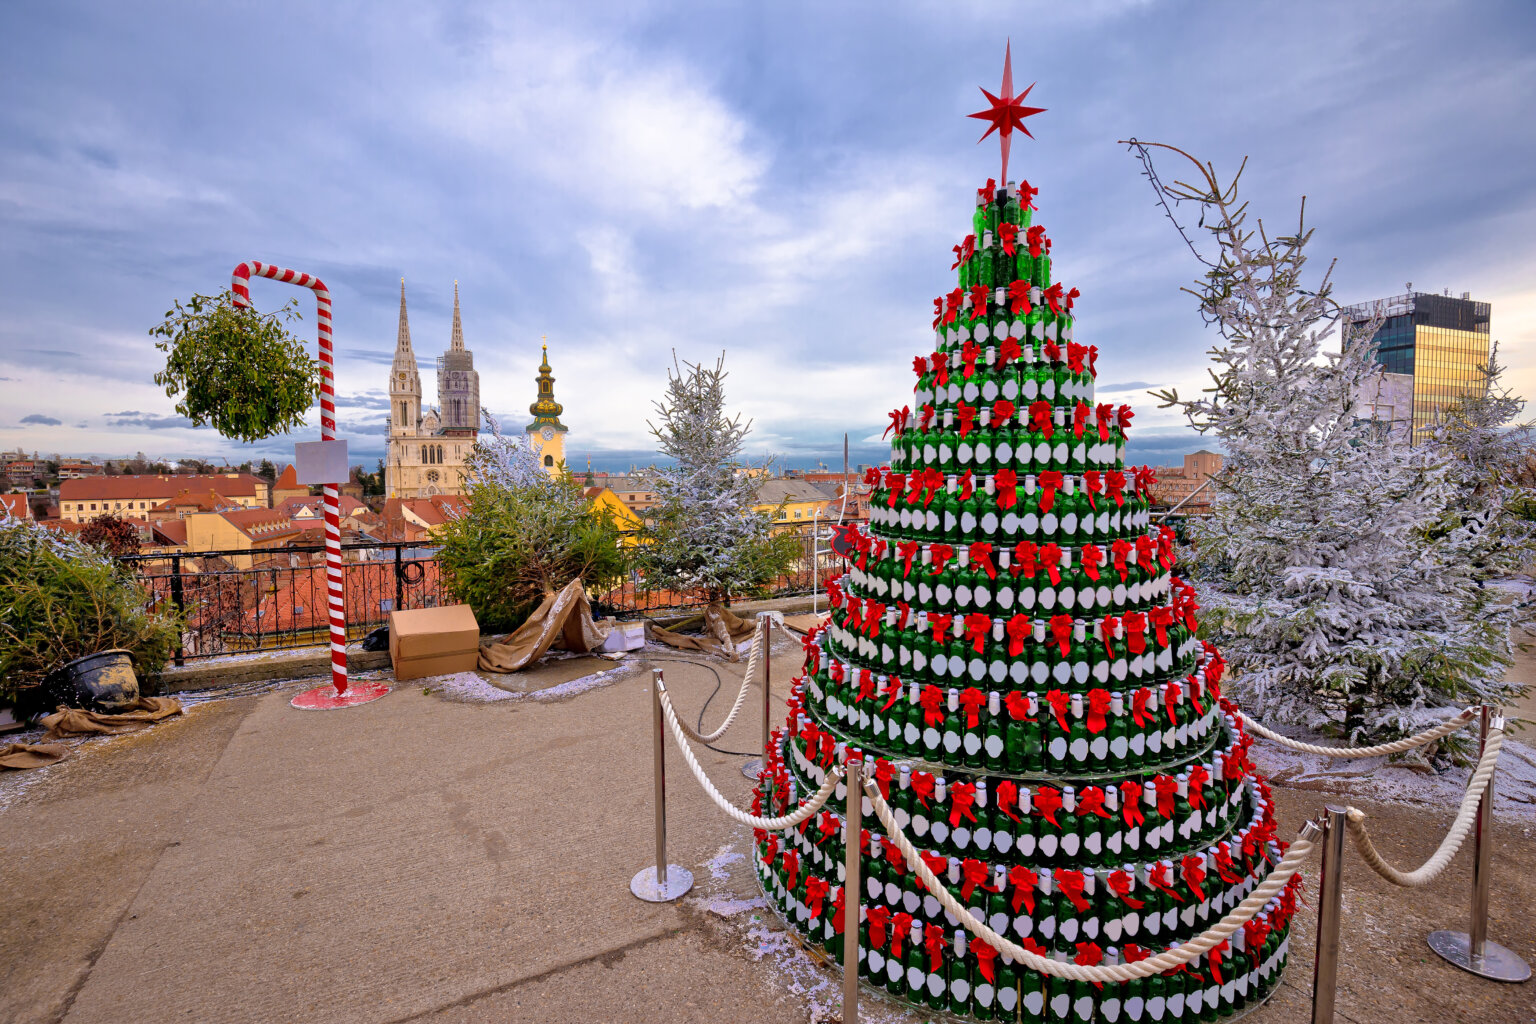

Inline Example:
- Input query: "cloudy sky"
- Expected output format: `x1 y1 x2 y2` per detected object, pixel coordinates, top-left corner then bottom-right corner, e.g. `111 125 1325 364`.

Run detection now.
2 0 1533 472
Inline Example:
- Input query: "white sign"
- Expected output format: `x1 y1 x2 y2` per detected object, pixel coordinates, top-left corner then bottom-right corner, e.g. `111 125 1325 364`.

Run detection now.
294 439 349 485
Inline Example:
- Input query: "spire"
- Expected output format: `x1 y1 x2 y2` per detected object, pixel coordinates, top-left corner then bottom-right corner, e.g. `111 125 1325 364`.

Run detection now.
449 279 465 352
395 277 412 353
527 336 567 432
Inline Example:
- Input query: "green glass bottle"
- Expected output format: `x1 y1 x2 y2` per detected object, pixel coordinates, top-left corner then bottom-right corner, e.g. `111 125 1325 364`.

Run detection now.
1014 786 1038 861
948 929 974 1016
1067 693 1091 773
984 690 1007 765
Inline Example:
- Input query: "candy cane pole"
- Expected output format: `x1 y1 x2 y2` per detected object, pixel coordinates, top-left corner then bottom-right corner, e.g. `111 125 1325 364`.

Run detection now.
231 262 388 710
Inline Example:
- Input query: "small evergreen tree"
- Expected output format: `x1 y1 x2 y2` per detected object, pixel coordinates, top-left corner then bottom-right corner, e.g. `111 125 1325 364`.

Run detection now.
1126 140 1529 744
636 354 796 604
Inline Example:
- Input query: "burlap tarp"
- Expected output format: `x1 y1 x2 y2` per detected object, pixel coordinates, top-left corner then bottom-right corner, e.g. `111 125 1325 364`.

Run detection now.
39 696 184 738
478 578 611 674
0 742 68 770
647 603 759 661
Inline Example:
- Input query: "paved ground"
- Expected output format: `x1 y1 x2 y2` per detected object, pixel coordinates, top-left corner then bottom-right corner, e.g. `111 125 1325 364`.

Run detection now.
2 639 1534 1024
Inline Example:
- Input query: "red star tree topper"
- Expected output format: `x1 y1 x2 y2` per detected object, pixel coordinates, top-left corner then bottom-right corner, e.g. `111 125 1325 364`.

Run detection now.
968 40 1046 185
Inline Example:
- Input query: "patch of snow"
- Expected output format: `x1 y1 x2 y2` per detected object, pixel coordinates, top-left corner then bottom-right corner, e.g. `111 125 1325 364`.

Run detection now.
425 664 641 704
703 845 745 880
706 895 765 918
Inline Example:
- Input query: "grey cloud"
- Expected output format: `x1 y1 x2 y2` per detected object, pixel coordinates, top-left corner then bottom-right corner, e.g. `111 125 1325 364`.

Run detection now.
335 390 392 411
105 414 204 430
20 414 62 425
335 419 388 436
1096 381 1156 392
342 348 396 365
108 410 143 416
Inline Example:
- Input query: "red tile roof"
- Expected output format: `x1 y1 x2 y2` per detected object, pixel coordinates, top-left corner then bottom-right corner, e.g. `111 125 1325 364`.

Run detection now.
0 494 31 520
61 473 265 502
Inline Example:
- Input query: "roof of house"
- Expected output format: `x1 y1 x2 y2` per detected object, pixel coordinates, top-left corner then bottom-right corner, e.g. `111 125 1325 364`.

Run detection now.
275 494 369 518
274 464 300 489
217 507 302 542
151 520 188 546
754 479 837 506
384 495 468 528
0 494 32 519
152 488 243 514
60 473 265 501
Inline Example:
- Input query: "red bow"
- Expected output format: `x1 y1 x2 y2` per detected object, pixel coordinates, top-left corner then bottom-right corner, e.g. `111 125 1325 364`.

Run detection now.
1074 941 1106 989
1043 283 1065 315
884 473 905 509
1083 470 1103 510
944 287 963 325
1078 785 1111 820
958 469 975 501
1081 543 1103 582
1013 541 1039 579
969 284 989 319
920 850 948 880
1028 400 1054 437
873 758 896 801
1049 614 1074 657
991 397 1016 426
1034 785 1063 828
910 771 935 808
970 542 997 580
856 669 876 703
1045 688 1071 732
884 406 910 439
1026 224 1048 258
950 784 979 829
930 545 953 576
1131 687 1152 728
806 876 830 919
1107 869 1145 909
1215 843 1242 884
1009 864 1039 914
1066 343 1087 376
1038 471 1062 514
1043 340 1061 363
1057 869 1089 912
782 848 800 890
1162 682 1181 726
930 352 949 387
995 467 1018 510
817 810 840 846
1087 344 1099 376
1122 611 1147 654
898 540 920 578
1085 689 1112 734
1006 614 1032 657
1146 861 1184 903
1005 690 1034 723
924 923 947 973
866 905 891 950
957 402 977 439
1181 854 1208 903
995 779 1021 821
919 685 946 727
1243 920 1269 964
1133 465 1157 497
999 221 1018 256
932 297 943 328
880 674 904 712
958 686 987 729
1095 403 1114 442
961 340 981 380
1120 780 1145 828
1099 615 1120 658
1149 606 1174 648
1188 764 1210 811
1135 534 1156 574
973 939 999 984
960 856 990 900
890 911 914 957
882 836 906 876
1107 469 1128 508
1153 774 1178 820
963 613 991 654
1018 179 1039 210
919 403 936 432
997 336 1022 368
928 612 953 644
761 834 779 867
1118 404 1135 433
1008 279 1032 315
1072 401 1090 440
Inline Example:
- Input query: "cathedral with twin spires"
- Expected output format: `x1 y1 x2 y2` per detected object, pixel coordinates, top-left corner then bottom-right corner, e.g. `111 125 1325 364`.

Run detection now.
385 281 569 499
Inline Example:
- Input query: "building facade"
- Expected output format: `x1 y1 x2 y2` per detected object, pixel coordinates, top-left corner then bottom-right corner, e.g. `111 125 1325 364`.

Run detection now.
386 281 481 499
58 474 269 523
1344 290 1491 442
1149 450 1224 512
525 343 569 478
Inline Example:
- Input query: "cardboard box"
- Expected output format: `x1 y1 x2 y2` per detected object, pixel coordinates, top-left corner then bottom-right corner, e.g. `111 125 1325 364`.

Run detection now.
603 621 645 652
389 604 480 681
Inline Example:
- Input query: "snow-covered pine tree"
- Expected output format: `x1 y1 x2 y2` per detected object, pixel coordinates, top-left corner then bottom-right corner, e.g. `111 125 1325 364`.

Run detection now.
637 354 794 604
1126 140 1527 744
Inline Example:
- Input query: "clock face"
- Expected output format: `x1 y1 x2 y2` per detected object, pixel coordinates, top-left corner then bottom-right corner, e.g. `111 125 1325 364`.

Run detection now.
541 426 555 441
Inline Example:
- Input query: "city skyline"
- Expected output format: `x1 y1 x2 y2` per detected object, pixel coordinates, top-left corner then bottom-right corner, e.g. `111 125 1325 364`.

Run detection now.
3 1 1534 472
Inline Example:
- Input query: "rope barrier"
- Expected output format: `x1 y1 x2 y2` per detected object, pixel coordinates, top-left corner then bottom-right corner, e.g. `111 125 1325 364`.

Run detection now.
668 619 768 745
861 777 1316 983
657 679 843 830
1238 707 1475 759
1343 727 1505 887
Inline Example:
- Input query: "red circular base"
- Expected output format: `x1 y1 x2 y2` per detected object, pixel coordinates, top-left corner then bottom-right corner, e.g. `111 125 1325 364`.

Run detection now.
290 680 392 710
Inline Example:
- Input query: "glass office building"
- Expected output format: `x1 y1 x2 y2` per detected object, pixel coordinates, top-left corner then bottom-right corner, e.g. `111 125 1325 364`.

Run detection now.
1343 291 1491 442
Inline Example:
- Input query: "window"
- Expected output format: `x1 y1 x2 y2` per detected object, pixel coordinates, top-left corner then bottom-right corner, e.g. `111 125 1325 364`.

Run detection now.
544 455 554 467
794 510 802 519
90 503 97 511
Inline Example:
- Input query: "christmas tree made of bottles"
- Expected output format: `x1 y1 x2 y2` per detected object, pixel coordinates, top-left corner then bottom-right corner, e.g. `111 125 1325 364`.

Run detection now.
751 62 1302 1024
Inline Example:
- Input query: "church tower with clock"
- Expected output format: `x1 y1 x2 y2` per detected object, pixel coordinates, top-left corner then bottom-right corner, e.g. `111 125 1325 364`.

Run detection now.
525 341 568 478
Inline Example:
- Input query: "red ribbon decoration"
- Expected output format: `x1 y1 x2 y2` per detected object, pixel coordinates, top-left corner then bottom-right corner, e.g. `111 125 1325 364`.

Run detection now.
1039 542 1063 585
1209 939 1229 986
951 243 965 271
929 545 954 577
1049 614 1074 657
1004 690 1034 722
970 541 997 580
1120 780 1145 828
973 939 999 984
997 336 1022 368
1009 864 1039 914
885 473 905 510
1034 785 1063 828
1107 469 1127 508
1038 471 1062 514
1085 689 1112 734
999 221 1018 256
950 783 979 828
1056 869 1089 912
866 906 891 951
919 403 936 432
1146 861 1185 904
880 674 904 713
806 876 829 918
1149 606 1174 649
960 856 989 900
1028 400 1054 438
890 911 914 957
1107 869 1145 909
1081 543 1103 582
1100 614 1120 658
1123 611 1147 654
1162 682 1181 725
1188 764 1210 811
1153 774 1178 820
995 779 1021 821
1043 282 1065 315
959 686 988 728
1215 843 1242 884
832 886 846 934
962 340 981 380
898 540 920 578
1026 224 1048 258
1044 340 1061 363
882 836 906 876
782 848 800 891
1017 179 1039 210
1078 785 1111 820
1045 688 1071 732
1243 920 1269 965
920 850 948 879
761 834 779 867
1131 687 1152 728
1013 541 1039 579
1064 286 1081 310
928 612 953 644
932 297 943 329
884 406 910 439
1133 465 1157 498
1181 854 1208 903
930 352 949 388
1008 279 1032 315
1118 404 1135 433
963 613 991 654
910 771 935 808
1006 614 1032 657
958 469 975 501
1072 401 1090 440
1087 344 1099 376
992 398 1016 427
1135 535 1156 574
1083 470 1103 510
995 467 1018 510
1095 403 1114 442
1074 942 1106 989
856 669 876 703
957 402 977 439
970 283 989 319
920 685 946 727
817 810 839 846
874 758 896 801
944 287 963 325
1066 343 1087 376
924 923 947 973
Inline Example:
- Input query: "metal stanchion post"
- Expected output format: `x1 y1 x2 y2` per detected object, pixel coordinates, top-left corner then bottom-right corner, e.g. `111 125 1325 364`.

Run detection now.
842 757 863 1024
1428 706 1530 982
743 617 773 779
1311 806 1348 1024
631 668 694 902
